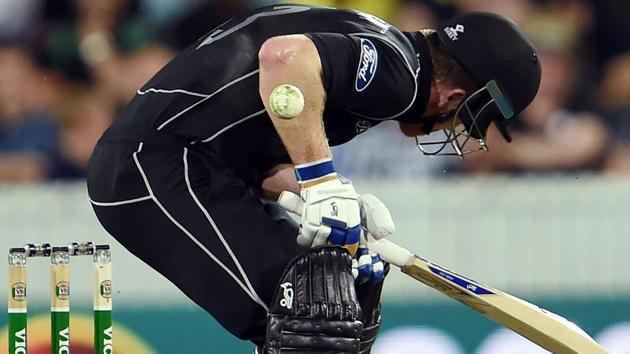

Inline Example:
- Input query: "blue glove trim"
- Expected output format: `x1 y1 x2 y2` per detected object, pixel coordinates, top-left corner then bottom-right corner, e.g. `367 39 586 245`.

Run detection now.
358 265 373 279
373 266 385 282
328 225 361 246
322 217 348 230
357 251 373 279
329 227 347 245
372 254 385 282
295 159 335 182
345 225 361 245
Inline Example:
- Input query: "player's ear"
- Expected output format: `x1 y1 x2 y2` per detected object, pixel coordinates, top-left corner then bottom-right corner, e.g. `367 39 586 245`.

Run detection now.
438 87 466 112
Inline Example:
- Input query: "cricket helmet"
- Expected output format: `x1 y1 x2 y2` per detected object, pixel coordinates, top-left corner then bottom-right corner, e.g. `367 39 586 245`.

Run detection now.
417 12 541 157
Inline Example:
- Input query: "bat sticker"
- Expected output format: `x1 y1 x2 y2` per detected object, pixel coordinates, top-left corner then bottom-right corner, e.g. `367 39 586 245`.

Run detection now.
428 265 494 295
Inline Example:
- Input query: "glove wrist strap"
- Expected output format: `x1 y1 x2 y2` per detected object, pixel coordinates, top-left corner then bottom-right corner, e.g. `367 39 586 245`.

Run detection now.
295 157 337 188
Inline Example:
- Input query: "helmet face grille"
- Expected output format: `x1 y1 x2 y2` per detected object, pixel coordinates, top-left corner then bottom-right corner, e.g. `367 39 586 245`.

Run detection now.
414 80 513 157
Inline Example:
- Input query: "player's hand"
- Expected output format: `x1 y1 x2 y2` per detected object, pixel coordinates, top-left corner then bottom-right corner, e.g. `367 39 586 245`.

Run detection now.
298 177 361 254
278 184 394 257
352 237 386 284
358 194 395 240
352 194 392 283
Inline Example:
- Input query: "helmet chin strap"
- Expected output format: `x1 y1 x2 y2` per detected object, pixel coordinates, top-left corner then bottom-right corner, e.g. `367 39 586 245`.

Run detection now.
419 110 456 135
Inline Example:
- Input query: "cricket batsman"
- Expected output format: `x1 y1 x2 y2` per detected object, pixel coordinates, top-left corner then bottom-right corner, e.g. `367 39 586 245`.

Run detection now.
87 4 541 353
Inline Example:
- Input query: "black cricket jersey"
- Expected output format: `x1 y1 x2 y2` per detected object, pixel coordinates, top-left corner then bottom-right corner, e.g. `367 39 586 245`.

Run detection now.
106 4 433 186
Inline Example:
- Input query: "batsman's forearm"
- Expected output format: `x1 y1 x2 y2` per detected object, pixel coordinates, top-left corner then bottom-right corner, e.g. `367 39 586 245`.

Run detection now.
258 35 331 165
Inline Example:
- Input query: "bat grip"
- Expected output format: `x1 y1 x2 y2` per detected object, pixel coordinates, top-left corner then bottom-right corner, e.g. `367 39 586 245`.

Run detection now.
366 239 414 268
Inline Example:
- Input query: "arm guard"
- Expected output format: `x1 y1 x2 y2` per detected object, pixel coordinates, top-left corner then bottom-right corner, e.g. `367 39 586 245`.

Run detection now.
265 247 363 353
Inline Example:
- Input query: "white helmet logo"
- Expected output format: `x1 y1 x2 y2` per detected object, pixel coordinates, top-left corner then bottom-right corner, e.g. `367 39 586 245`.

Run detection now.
445 24 465 41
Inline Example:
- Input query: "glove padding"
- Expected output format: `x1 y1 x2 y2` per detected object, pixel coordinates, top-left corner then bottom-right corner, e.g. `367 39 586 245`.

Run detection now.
352 193 392 284
352 245 386 284
297 178 362 253
279 190 394 257
264 247 363 353
358 194 395 240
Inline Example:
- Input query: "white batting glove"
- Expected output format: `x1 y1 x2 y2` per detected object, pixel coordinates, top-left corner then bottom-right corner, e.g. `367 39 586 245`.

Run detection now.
358 194 395 240
293 159 361 254
351 194 393 283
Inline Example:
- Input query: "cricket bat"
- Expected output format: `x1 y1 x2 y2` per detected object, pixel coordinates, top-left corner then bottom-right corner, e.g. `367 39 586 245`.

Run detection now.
277 192 608 354
368 238 608 354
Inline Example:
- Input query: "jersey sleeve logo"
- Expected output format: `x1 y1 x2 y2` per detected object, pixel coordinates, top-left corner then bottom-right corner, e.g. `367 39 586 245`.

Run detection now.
355 38 378 92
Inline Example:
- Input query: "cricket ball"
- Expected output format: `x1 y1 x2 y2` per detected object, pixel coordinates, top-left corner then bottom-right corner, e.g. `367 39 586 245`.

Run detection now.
269 84 305 119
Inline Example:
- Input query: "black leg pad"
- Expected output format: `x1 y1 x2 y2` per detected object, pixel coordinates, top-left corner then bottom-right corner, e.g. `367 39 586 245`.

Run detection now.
264 247 363 353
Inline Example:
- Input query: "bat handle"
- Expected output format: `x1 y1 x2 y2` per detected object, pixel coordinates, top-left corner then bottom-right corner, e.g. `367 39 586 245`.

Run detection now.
366 238 414 268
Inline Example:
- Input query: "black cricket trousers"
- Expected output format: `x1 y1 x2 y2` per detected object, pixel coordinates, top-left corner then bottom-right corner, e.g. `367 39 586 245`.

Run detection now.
87 132 304 345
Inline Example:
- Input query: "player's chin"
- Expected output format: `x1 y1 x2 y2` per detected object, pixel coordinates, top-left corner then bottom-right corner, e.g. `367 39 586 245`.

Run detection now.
398 122 427 137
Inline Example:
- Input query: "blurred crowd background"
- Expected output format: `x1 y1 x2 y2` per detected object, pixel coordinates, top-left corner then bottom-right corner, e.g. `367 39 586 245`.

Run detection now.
0 0 628 181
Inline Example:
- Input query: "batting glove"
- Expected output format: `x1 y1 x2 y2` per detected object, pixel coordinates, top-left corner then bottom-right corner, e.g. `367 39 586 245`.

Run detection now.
358 194 395 240
293 158 361 254
353 194 393 283
352 241 386 284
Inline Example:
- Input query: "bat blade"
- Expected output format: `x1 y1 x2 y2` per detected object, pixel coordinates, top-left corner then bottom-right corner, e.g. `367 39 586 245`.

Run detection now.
368 239 608 354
